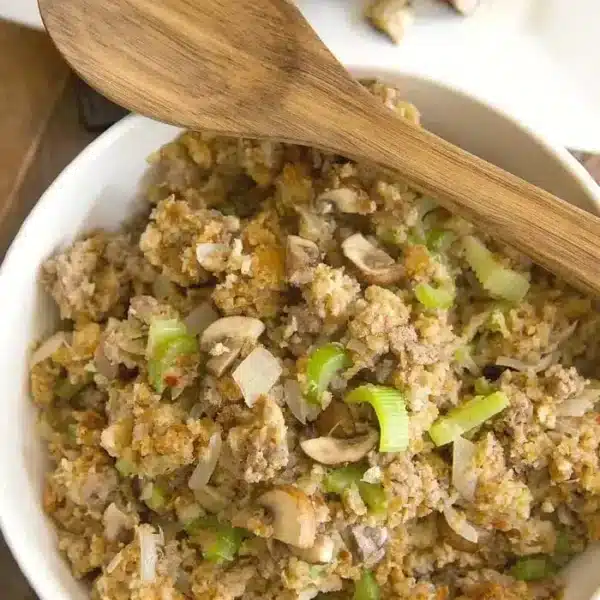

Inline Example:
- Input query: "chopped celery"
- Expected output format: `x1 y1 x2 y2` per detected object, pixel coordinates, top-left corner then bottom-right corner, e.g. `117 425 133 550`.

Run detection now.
428 391 509 446
353 570 380 600
324 465 365 495
474 377 494 396
147 318 188 355
325 466 387 514
306 343 352 405
463 236 529 303
115 458 135 477
148 322 198 393
453 345 478 374
427 229 456 252
185 516 246 563
55 379 87 400
555 531 571 556
414 282 454 310
510 556 556 581
358 482 387 515
142 483 166 511
344 385 408 452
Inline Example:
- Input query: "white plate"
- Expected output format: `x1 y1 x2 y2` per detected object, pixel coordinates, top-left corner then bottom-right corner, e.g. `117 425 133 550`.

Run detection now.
2 0 600 152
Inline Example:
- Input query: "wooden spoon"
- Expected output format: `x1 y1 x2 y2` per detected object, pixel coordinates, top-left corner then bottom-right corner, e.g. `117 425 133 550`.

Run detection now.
39 0 600 295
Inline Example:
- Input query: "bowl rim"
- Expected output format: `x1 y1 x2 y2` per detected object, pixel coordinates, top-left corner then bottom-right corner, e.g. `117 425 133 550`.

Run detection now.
1 67 599 600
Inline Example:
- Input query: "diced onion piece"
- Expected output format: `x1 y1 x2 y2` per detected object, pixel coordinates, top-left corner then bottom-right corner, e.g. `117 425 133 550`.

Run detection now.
496 354 558 374
353 569 380 600
103 503 131 542
344 385 408 452
463 236 529 303
30 331 71 368
138 525 161 582
184 303 219 336
232 346 282 407
557 387 600 417
147 318 187 356
415 282 454 310
189 432 222 490
196 243 228 269
452 436 477 502
306 343 351 405
443 506 479 544
510 556 556 581
454 345 479 375
429 392 509 446
284 379 320 424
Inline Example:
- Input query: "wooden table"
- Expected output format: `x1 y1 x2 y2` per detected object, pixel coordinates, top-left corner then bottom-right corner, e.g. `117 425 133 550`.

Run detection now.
1 16 600 600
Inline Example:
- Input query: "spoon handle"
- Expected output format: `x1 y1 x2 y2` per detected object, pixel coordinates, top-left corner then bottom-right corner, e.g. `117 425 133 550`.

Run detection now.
316 95 600 295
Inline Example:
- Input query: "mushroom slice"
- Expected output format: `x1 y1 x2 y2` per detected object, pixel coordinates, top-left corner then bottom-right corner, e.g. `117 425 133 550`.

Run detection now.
257 485 316 549
286 235 320 285
316 188 375 215
341 233 404 285
300 430 378 465
200 316 265 376
205 340 243 377
293 535 335 564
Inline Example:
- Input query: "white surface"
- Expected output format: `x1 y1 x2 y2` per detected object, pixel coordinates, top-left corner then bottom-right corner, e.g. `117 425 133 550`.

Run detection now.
2 0 600 152
0 66 599 600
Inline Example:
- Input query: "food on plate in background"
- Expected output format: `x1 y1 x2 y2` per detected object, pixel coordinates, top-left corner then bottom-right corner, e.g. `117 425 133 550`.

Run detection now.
366 0 480 43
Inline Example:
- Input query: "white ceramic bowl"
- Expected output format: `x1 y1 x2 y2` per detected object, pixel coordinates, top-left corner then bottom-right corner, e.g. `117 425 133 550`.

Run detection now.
1 67 600 600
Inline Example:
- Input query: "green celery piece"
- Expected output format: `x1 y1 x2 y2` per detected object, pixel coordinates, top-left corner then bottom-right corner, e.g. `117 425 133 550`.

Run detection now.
414 282 454 310
115 458 135 477
474 377 494 396
429 391 509 446
358 482 387 515
324 466 364 495
144 484 166 511
147 318 188 356
510 556 556 581
463 236 529 303
427 229 456 252
55 379 87 400
148 334 198 393
344 385 408 452
353 570 380 600
306 343 351 405
185 516 245 563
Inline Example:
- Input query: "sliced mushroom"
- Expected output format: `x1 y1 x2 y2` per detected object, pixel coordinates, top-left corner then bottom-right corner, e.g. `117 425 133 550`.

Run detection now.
341 233 404 285
300 430 378 465
315 401 356 438
200 317 265 376
257 485 316 548
206 340 244 377
442 0 480 16
351 525 389 567
316 188 375 215
286 235 320 285
293 535 335 564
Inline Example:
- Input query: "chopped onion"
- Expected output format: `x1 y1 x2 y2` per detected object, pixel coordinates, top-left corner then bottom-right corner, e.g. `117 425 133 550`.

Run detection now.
232 346 282 407
189 432 222 490
106 551 123 574
30 331 71 368
443 506 479 544
284 379 320 424
557 387 600 417
184 302 219 336
546 321 578 353
496 353 558 374
103 503 131 541
138 525 161 582
452 436 477 502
